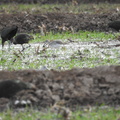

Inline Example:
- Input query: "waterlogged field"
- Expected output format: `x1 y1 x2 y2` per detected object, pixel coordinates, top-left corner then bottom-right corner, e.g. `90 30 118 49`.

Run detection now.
0 31 120 70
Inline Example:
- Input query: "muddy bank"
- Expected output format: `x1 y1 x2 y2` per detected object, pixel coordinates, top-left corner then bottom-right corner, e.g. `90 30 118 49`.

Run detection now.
0 12 120 34
0 65 120 111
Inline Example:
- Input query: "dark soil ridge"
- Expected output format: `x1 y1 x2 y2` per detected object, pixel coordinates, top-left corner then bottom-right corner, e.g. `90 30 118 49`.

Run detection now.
0 12 120 34
0 65 120 111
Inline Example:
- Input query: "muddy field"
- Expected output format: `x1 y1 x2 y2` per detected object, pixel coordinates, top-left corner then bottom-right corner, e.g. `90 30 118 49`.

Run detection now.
0 65 120 111
0 11 120 34
0 7 120 111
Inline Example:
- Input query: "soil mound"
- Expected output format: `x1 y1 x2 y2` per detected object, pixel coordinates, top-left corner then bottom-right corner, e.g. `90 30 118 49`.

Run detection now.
0 12 120 34
0 65 120 111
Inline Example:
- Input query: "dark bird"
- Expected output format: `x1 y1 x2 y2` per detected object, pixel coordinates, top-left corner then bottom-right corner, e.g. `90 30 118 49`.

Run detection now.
0 80 35 98
1 25 18 49
108 21 120 31
13 33 34 51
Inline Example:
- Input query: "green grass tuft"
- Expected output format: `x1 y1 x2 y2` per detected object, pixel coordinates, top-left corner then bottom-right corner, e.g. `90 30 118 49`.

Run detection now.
0 107 120 120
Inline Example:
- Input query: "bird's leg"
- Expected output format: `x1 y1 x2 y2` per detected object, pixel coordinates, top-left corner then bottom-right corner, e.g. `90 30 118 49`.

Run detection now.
1 38 7 49
26 44 31 48
8 40 12 50
21 44 25 51
2 41 5 50
25 44 31 50
2 39 6 53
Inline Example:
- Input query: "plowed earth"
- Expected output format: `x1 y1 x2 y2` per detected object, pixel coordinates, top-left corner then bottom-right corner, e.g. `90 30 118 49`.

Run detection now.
0 12 120 34
0 65 120 111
